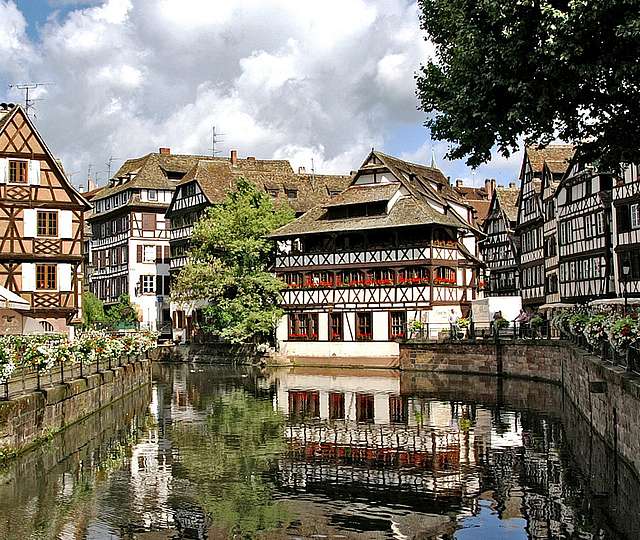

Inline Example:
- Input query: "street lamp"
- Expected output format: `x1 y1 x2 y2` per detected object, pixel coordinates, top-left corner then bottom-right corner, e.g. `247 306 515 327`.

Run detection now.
622 257 631 315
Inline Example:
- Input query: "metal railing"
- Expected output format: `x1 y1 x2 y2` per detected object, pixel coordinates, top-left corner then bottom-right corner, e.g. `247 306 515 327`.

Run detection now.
562 332 640 376
1 352 147 401
406 320 553 342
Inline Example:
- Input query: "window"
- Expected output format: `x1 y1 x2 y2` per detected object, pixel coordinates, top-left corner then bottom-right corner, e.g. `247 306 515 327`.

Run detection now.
329 392 345 420
37 211 58 237
329 312 343 341
282 272 304 287
9 160 27 184
434 266 456 285
356 312 372 341
143 245 155 263
337 270 363 286
288 313 318 341
632 204 640 230
398 267 429 285
140 275 155 294
356 394 375 423
267 189 278 197
285 189 298 199
36 264 56 290
389 311 406 339
288 391 320 420
141 213 156 231
370 268 394 285
148 189 157 201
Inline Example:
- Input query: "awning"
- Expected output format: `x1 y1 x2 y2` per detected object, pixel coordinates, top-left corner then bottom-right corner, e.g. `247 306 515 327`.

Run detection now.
538 303 575 310
0 286 30 311
589 298 640 306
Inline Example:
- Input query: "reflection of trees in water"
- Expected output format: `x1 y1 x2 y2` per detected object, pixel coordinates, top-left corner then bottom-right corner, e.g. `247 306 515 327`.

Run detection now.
171 389 289 538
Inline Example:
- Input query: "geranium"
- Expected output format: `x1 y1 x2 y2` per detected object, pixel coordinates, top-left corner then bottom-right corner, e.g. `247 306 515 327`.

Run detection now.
568 312 590 336
583 314 611 349
608 316 639 353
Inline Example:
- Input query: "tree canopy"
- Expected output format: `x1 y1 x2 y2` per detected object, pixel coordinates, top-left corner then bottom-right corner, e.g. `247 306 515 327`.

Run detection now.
416 0 640 168
172 178 294 344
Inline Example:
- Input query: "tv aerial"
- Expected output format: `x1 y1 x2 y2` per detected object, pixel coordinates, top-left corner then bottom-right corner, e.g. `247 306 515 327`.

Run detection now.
8 82 55 118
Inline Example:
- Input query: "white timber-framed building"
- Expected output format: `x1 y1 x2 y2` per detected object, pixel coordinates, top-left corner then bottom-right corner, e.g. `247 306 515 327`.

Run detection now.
268 150 483 362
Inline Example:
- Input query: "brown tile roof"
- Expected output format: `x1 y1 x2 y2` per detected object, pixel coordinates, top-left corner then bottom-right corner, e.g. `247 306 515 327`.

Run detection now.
269 186 462 238
175 157 351 215
525 145 575 174
495 187 520 223
323 183 399 208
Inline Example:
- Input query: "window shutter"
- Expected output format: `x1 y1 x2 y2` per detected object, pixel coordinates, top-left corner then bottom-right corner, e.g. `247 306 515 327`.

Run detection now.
28 159 41 186
156 275 162 295
22 263 35 291
0 158 7 183
59 210 73 239
58 263 72 291
163 276 171 295
156 245 162 263
137 245 142 263
164 246 170 262
23 209 36 237
617 205 631 233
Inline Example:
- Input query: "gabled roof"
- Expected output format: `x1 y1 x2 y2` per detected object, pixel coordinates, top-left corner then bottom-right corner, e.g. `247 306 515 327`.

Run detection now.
323 183 398 208
525 145 575 174
495 187 520 223
170 157 351 215
0 104 91 209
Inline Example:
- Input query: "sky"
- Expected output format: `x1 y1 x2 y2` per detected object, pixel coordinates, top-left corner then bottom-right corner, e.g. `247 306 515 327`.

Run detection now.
2 0 521 192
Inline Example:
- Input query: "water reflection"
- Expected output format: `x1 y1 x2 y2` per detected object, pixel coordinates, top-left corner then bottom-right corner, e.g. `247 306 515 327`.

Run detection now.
0 364 637 539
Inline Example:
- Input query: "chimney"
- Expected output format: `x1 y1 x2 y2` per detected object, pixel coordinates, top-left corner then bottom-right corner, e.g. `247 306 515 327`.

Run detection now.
88 177 97 192
159 147 170 155
485 178 496 199
456 179 464 188
298 166 306 174
230 149 238 166
509 181 516 188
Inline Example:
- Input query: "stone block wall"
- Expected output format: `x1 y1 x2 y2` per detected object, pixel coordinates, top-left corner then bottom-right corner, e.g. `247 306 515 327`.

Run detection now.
0 359 151 455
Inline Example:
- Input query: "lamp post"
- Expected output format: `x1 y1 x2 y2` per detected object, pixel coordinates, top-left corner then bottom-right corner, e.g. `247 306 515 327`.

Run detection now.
622 257 630 315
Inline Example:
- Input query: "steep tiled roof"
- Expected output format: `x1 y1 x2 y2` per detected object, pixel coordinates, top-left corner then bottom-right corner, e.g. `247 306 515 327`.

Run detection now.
495 187 520 223
525 145 575 174
176 158 350 214
269 192 462 238
323 183 399 207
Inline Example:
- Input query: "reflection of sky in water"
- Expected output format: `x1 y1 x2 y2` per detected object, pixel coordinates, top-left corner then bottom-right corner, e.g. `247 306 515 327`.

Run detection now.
455 499 528 540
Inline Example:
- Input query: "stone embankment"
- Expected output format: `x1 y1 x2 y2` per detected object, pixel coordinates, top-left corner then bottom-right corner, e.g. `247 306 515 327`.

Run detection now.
0 357 151 458
400 340 640 480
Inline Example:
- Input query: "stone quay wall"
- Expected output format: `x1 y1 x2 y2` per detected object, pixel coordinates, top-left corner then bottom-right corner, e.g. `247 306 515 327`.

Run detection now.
400 340 640 479
0 358 151 457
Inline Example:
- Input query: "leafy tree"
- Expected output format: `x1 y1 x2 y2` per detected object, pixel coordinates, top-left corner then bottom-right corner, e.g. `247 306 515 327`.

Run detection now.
105 294 139 327
82 291 106 327
172 178 294 344
416 0 640 168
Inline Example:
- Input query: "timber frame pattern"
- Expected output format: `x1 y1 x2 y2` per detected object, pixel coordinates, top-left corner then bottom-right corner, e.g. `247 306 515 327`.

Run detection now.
0 104 90 325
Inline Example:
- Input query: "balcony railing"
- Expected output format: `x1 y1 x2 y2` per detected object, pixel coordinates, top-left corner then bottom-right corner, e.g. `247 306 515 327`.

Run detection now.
275 243 460 269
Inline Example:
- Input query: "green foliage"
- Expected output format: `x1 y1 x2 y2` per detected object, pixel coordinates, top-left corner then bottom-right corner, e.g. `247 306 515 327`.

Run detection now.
82 291 106 327
416 0 640 168
171 389 289 537
105 294 139 326
494 317 509 330
172 177 295 344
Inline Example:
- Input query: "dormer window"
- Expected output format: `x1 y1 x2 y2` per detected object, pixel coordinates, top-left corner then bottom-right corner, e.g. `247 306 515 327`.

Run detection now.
286 189 298 199
267 189 278 197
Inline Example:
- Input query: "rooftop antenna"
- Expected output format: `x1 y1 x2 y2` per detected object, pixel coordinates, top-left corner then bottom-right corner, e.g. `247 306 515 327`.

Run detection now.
87 164 93 192
106 156 119 180
8 82 54 118
311 157 316 184
209 125 225 157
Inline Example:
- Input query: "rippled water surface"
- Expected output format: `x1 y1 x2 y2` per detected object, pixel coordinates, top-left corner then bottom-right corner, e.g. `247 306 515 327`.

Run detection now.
0 363 638 539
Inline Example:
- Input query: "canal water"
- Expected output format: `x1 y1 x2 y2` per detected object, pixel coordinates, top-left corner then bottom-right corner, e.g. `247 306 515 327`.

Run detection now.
0 363 638 539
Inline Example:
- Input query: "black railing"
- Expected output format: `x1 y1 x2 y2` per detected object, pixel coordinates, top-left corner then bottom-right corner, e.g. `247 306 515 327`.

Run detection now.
1 352 147 401
406 320 553 342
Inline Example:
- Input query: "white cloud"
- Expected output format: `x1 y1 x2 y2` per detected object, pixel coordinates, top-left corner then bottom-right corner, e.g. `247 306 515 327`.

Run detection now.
0 0 519 186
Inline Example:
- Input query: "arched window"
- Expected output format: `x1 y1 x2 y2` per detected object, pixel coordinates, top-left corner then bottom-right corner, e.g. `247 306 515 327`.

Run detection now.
39 321 55 333
434 267 456 285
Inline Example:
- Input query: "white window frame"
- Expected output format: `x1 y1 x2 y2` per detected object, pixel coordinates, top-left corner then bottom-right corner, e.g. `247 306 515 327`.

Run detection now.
631 203 640 230
143 245 156 263
141 275 155 294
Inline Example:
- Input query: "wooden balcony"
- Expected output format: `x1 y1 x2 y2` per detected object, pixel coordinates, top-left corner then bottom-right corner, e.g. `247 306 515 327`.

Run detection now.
275 244 461 270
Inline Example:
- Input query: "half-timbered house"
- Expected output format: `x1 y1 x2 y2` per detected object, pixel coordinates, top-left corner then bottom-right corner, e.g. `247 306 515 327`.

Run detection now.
613 164 640 301
268 150 482 361
479 185 520 296
515 145 574 309
165 150 351 341
556 154 615 304
88 148 205 333
0 103 90 336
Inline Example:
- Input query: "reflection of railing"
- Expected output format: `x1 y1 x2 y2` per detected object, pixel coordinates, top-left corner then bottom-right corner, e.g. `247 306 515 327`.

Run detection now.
1 352 148 401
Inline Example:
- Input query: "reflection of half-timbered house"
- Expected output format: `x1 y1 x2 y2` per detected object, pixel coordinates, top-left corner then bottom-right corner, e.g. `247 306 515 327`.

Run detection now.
613 165 640 300
89 148 203 333
165 150 350 342
269 151 482 360
556 155 615 303
0 103 90 335
480 185 520 296
516 145 574 308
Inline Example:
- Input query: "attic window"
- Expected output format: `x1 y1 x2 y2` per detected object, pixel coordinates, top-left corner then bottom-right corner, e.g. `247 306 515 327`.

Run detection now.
286 189 298 199
329 190 341 197
267 189 278 197
166 171 185 181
